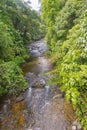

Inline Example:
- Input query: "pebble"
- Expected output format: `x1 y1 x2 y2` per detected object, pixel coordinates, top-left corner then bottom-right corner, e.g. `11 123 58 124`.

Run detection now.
73 120 82 130
72 125 77 130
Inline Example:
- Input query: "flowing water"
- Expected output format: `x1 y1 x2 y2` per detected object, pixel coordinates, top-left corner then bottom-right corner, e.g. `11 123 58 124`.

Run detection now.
0 39 79 130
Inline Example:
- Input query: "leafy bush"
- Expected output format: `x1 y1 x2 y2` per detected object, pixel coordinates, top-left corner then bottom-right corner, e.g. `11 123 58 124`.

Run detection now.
0 61 27 96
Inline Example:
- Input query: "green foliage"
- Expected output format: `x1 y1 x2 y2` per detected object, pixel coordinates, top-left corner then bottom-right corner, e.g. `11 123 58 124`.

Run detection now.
0 21 15 61
55 13 87 129
0 61 27 95
42 0 87 129
5 0 45 44
55 0 83 41
0 0 45 96
42 0 64 48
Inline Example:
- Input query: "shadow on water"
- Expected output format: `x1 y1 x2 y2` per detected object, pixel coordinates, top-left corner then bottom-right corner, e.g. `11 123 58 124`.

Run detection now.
0 39 80 130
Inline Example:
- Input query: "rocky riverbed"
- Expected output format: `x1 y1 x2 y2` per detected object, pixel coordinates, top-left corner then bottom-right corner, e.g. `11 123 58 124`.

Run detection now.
0 39 82 130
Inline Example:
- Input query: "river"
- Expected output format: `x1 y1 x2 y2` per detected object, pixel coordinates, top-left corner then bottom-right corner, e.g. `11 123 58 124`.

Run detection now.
0 39 81 130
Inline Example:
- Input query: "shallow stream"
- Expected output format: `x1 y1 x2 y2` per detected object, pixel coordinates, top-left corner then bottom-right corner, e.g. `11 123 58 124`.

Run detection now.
0 39 77 130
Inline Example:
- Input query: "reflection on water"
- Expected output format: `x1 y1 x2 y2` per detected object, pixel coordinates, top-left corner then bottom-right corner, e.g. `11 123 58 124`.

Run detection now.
38 56 52 73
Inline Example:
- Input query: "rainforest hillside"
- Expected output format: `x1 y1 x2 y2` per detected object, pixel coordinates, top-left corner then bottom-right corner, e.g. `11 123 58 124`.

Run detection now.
42 0 87 129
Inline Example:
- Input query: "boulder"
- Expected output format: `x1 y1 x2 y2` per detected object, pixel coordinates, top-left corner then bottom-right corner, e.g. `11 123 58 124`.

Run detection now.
72 120 82 130
31 78 46 88
72 125 77 130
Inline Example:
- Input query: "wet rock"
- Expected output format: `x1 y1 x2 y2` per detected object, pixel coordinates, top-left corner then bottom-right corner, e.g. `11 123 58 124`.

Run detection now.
16 95 24 103
3 100 11 114
25 72 37 83
31 49 39 54
25 73 46 88
29 39 47 57
4 99 11 104
72 120 82 130
53 94 62 100
38 45 48 53
34 128 41 130
25 129 33 130
25 128 33 130
3 104 8 113
31 78 46 88
72 125 77 130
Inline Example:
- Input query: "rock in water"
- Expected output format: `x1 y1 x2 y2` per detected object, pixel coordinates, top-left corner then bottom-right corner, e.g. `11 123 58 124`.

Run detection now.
72 120 82 130
72 126 77 130
31 78 46 88
25 72 37 83
16 95 24 103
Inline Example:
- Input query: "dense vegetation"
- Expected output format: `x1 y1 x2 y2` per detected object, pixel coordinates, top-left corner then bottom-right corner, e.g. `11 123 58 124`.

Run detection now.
0 0 45 96
42 0 87 129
